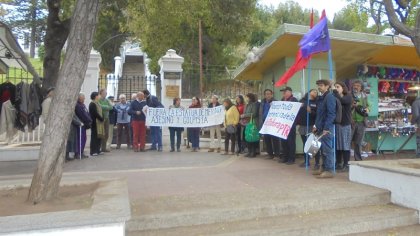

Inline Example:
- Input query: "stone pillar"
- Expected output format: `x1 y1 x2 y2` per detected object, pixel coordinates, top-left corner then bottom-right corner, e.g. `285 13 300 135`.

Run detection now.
80 49 102 107
158 49 184 108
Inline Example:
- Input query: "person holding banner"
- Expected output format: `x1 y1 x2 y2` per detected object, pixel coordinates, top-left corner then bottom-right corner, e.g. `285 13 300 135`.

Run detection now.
313 80 336 178
143 89 164 152
128 92 147 152
242 93 260 158
259 89 280 159
223 98 240 155
188 97 202 152
169 98 184 152
296 89 319 168
208 95 222 153
280 87 299 165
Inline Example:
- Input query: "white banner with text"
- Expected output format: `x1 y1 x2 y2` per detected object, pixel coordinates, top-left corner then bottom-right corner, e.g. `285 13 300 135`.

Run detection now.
146 106 225 127
259 101 301 139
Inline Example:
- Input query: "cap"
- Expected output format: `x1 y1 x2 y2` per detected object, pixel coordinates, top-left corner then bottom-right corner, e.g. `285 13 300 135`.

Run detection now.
280 86 292 92
107 95 115 99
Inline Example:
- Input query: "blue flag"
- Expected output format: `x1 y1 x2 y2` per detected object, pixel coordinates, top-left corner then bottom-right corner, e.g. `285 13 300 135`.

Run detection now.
299 17 330 59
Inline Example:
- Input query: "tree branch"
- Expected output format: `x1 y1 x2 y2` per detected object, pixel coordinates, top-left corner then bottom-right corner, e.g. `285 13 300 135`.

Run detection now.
383 0 413 37
416 7 420 33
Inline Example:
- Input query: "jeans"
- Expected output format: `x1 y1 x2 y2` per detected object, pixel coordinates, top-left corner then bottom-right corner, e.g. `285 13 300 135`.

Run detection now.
320 132 334 171
169 127 183 150
264 134 280 156
352 122 365 161
117 123 131 147
150 126 162 149
132 120 146 150
189 128 200 148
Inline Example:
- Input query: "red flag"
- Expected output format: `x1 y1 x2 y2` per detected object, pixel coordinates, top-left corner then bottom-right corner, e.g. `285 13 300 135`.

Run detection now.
275 49 310 87
310 9 314 28
320 9 326 20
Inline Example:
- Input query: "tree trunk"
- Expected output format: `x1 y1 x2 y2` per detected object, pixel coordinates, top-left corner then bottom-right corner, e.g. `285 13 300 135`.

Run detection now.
29 0 37 58
42 0 71 92
28 0 100 204
383 0 420 58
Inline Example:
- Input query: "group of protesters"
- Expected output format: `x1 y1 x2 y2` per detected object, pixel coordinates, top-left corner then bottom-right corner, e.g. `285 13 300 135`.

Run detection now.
56 78 369 178
201 79 369 179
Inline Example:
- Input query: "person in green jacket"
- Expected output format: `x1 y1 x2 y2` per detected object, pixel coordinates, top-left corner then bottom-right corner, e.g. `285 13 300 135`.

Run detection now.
99 89 114 152
351 80 370 161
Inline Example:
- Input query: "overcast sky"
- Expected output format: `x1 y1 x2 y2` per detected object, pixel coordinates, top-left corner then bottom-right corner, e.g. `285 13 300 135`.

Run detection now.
259 0 348 20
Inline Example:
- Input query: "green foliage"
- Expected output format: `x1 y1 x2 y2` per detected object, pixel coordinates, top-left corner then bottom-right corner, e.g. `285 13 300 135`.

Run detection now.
332 3 372 32
92 0 128 72
126 0 256 75
346 0 419 34
272 1 320 26
3 0 47 55
38 44 45 61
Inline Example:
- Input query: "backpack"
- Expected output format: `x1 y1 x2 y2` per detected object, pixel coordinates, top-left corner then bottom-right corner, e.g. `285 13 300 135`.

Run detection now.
334 97 342 124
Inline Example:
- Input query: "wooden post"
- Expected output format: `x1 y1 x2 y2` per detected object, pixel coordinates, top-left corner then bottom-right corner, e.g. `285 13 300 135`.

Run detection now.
199 19 203 100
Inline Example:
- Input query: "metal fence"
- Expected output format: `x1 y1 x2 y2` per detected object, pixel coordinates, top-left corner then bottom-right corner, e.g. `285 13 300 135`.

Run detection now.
97 75 161 100
182 68 262 100
0 67 43 84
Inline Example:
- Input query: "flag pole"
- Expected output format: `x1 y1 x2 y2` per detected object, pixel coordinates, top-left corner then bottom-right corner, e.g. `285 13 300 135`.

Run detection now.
328 49 336 174
305 60 312 171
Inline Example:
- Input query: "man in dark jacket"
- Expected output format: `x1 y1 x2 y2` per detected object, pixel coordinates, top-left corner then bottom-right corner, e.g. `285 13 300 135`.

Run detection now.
74 93 92 158
259 89 280 159
129 92 147 152
313 80 336 178
279 87 298 164
143 90 164 151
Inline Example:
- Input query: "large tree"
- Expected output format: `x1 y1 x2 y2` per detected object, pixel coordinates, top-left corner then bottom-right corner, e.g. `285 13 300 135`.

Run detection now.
28 0 100 203
126 0 256 76
41 0 71 92
332 3 371 32
93 0 128 72
2 0 47 58
384 0 420 56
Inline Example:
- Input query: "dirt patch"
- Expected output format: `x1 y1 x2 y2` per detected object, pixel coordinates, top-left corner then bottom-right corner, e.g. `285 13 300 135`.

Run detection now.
0 182 98 217
399 162 420 169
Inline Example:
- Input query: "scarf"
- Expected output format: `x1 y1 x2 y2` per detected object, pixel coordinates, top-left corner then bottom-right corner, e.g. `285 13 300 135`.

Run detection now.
94 101 105 139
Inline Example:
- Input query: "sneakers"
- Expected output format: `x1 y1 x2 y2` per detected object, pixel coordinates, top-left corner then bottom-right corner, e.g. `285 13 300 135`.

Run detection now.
316 171 334 178
216 148 221 153
208 148 215 152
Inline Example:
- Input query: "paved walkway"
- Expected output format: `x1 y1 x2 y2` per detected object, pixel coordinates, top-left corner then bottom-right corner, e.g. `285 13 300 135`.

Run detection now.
0 145 417 200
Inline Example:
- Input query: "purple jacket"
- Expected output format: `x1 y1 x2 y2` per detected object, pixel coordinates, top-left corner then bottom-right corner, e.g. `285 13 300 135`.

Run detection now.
75 101 92 127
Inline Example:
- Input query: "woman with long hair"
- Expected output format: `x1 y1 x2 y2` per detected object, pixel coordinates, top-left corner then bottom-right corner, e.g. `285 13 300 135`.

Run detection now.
334 81 353 172
188 97 201 152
